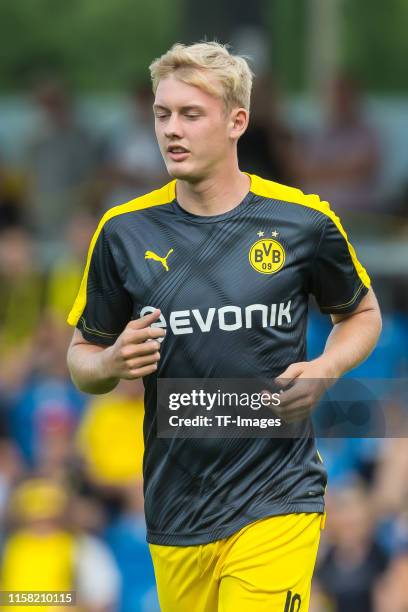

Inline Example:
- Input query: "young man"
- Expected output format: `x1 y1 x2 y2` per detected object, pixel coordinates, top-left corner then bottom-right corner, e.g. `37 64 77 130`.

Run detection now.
67 42 382 611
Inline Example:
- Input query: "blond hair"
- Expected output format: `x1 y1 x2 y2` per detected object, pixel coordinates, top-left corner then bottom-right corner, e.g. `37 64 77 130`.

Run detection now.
149 41 253 111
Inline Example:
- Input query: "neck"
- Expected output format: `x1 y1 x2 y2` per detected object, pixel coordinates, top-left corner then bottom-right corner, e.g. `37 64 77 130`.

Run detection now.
175 163 251 216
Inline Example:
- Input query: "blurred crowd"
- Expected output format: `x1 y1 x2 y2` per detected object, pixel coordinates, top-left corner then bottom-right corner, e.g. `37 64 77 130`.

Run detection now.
0 71 407 612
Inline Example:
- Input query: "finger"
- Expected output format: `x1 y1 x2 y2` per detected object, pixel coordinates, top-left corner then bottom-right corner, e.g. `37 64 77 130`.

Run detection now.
283 403 313 422
282 409 310 423
275 362 306 388
278 382 310 408
276 402 309 423
278 393 317 422
124 363 158 379
127 352 160 369
127 309 161 330
145 326 166 340
124 340 161 358
125 326 165 345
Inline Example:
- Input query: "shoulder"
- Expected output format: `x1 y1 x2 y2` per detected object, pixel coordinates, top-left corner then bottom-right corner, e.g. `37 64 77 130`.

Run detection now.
249 174 356 255
101 180 176 232
82 180 175 258
249 174 334 220
87 181 175 250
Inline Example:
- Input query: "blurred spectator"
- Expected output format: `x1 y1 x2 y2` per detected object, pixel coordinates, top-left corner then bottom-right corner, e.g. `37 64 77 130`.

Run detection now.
104 481 159 612
45 211 96 333
0 439 24 524
0 226 45 391
9 378 86 476
69 493 109 536
314 438 383 490
394 180 408 229
373 490 408 611
315 484 389 612
100 83 166 210
291 74 382 213
374 548 408 612
24 79 98 239
76 379 144 489
238 74 293 183
9 333 86 472
0 478 120 612
371 439 408 520
75 379 159 610
0 154 26 230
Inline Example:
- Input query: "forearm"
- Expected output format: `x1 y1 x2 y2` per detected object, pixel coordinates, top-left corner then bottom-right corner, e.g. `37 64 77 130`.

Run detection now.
67 342 119 395
66 310 164 394
318 309 382 378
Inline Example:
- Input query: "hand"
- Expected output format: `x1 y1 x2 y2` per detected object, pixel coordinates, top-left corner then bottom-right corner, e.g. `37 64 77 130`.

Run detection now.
264 358 335 423
103 309 165 380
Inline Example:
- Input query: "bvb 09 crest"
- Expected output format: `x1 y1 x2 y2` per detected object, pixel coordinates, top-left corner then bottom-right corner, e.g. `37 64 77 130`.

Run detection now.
249 237 286 275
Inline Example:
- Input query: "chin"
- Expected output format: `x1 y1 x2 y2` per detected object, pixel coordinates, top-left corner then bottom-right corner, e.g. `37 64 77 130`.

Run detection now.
166 162 198 181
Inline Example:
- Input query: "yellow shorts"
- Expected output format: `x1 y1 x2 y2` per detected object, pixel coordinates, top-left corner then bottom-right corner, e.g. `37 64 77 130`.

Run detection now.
149 512 325 612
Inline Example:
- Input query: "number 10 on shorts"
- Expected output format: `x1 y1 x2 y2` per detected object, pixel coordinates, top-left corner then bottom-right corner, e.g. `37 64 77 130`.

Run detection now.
284 590 301 612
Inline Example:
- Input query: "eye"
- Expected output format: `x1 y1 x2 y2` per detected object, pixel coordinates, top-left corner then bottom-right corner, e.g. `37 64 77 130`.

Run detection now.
185 113 200 120
155 113 169 120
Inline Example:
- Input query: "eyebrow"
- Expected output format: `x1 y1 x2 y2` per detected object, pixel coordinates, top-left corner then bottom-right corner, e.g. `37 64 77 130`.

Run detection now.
153 104 205 112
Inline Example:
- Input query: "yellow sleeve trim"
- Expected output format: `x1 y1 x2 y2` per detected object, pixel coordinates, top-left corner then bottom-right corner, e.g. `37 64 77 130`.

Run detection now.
67 181 176 327
319 282 365 311
79 316 117 338
248 174 371 289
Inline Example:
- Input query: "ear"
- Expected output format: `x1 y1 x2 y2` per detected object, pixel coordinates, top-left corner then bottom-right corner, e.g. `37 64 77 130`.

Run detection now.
229 108 249 141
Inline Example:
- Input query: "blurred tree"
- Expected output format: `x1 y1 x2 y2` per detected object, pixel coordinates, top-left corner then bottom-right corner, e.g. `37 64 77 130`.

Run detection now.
0 0 181 90
267 0 408 93
184 0 264 43
267 0 307 91
1 0 408 92
343 0 408 92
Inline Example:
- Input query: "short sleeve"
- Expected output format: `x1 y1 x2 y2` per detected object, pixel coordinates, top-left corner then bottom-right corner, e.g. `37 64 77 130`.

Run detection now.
67 225 132 345
310 215 371 314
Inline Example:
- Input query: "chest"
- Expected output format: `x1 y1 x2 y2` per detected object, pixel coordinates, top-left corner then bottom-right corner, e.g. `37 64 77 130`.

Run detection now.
115 214 316 314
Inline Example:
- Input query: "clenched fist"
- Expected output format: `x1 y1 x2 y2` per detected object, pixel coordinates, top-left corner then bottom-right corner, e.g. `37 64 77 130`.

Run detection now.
104 309 165 380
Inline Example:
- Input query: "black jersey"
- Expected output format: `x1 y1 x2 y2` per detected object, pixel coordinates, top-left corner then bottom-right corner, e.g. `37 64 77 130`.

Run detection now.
68 174 370 545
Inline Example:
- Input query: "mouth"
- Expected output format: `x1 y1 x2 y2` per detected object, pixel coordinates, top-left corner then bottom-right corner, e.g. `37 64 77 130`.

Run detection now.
167 145 190 162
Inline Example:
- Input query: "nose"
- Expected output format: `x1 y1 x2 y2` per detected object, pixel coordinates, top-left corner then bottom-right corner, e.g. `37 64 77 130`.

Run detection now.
164 113 183 139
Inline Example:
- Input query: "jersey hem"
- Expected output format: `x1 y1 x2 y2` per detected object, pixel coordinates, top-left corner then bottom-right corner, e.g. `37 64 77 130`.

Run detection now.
146 501 325 546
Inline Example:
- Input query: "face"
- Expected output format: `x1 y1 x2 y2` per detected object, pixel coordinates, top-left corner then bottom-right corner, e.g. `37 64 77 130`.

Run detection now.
153 73 248 182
